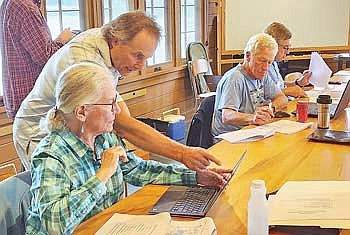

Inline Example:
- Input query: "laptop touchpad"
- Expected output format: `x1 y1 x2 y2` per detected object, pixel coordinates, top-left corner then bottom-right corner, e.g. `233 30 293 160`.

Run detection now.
150 186 186 214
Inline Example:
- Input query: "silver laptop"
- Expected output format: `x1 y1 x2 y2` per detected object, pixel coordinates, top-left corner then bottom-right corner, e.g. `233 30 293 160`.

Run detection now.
149 150 247 218
293 80 350 119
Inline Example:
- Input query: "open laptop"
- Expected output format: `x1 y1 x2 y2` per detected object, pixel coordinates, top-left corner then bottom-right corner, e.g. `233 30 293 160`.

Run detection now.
292 80 350 119
149 150 247 218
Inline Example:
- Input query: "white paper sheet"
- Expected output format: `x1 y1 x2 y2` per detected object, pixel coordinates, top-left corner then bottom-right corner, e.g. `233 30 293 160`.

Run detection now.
215 127 275 143
268 181 350 229
94 212 217 235
309 52 332 89
94 213 170 235
263 120 313 135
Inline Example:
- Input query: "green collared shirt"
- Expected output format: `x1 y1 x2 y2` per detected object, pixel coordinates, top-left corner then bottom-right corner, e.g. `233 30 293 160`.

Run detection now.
26 130 197 235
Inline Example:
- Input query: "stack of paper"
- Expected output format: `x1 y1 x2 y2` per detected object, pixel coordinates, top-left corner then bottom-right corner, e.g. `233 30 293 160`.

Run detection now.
309 52 332 89
263 120 313 135
94 212 216 235
215 120 313 143
215 127 275 143
269 181 350 229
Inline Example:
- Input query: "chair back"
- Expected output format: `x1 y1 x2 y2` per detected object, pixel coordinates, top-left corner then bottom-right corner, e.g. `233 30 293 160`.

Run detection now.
186 42 214 108
0 171 32 235
186 95 216 149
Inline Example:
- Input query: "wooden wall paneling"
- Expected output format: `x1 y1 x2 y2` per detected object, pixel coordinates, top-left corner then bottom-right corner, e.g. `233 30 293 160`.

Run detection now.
0 158 22 178
0 134 13 146
208 1 219 74
118 67 195 119
124 79 187 106
0 142 18 164
117 69 186 93
126 84 192 117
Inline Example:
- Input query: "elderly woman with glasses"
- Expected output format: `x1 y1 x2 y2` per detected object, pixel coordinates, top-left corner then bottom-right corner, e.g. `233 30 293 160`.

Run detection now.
264 22 312 98
25 62 231 235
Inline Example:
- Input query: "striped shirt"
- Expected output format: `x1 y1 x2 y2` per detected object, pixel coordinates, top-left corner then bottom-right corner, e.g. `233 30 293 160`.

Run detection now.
0 0 65 118
26 130 197 235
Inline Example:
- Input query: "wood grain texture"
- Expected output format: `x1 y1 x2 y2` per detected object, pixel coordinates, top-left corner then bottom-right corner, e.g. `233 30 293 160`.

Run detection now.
74 101 350 235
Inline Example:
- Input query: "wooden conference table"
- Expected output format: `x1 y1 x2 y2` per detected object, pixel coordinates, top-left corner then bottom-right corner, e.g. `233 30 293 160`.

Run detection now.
74 102 350 235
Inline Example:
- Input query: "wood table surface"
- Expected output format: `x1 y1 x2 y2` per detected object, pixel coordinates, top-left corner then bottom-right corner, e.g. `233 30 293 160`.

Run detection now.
74 101 350 235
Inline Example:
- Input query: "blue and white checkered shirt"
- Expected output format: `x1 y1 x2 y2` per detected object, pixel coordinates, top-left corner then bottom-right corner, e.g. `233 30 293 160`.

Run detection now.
26 130 197 235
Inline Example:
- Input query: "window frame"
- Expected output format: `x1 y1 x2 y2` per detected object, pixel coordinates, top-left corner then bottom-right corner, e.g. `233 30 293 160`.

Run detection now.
41 0 88 33
41 0 206 77
176 0 205 65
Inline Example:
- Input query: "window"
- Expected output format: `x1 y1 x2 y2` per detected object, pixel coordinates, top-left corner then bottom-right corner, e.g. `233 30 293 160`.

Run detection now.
180 0 202 58
45 0 84 38
102 0 134 24
145 0 172 66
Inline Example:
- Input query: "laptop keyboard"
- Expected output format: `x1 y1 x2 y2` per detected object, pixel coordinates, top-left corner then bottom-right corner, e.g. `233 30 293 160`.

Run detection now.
170 186 218 216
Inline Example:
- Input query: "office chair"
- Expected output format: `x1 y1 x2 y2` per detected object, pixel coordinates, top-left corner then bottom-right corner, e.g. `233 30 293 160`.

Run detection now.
186 42 217 108
186 95 216 149
0 171 32 235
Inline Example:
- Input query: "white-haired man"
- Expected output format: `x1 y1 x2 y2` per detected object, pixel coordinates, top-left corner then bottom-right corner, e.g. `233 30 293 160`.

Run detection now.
212 33 288 136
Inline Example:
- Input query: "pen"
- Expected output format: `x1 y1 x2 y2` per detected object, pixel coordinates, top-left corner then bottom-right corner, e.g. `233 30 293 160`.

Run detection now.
95 149 136 162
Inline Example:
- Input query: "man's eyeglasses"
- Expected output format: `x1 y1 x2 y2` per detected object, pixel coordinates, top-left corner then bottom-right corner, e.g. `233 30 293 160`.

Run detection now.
85 97 117 112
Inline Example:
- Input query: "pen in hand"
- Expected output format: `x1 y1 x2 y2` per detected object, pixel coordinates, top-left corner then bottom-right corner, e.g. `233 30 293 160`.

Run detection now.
96 148 135 162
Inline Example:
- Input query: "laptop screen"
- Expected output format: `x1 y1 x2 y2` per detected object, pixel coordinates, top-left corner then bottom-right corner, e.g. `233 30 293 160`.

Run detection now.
333 80 350 119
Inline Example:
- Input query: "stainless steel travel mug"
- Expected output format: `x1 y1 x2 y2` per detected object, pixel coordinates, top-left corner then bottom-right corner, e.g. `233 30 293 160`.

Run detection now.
317 95 332 129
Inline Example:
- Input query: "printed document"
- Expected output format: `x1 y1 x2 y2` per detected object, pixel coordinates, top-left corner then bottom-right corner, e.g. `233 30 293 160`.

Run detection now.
269 181 350 229
309 52 332 89
263 120 313 134
215 127 274 143
94 212 216 235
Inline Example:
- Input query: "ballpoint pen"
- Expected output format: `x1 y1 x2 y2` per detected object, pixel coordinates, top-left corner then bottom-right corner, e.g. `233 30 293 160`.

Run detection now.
95 149 135 162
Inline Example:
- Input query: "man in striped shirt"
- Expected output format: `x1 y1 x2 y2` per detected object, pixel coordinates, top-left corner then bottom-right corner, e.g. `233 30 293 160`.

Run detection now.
0 0 73 119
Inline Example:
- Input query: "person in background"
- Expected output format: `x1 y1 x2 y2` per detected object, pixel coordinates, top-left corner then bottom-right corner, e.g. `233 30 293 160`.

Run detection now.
25 62 232 235
14 11 221 171
212 33 288 136
264 22 312 98
0 0 74 119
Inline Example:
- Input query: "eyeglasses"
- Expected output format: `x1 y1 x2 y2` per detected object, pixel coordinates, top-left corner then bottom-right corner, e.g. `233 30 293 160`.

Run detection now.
85 97 117 112
279 44 291 51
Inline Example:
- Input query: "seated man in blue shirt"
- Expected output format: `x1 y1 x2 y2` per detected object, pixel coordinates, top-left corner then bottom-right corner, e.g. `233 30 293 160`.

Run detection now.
264 22 312 98
25 62 231 235
212 33 288 136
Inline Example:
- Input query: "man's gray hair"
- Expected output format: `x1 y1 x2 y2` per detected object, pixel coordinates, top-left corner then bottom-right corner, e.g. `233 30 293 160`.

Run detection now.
244 33 278 55
101 11 161 44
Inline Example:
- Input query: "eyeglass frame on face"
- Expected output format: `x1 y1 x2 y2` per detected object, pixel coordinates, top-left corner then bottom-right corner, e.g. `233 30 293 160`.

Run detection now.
278 44 291 51
84 97 118 112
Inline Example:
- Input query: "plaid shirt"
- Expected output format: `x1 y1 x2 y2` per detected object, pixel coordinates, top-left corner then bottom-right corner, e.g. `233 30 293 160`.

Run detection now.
26 130 197 235
0 0 64 118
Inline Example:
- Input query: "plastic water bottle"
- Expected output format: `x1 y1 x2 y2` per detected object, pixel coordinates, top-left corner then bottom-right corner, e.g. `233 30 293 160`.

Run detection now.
247 179 268 235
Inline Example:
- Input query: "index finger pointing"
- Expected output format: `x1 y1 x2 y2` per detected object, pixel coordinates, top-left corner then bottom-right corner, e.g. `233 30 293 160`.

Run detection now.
201 149 222 166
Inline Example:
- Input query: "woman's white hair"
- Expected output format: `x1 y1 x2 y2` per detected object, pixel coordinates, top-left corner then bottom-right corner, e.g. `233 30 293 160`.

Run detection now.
42 62 115 132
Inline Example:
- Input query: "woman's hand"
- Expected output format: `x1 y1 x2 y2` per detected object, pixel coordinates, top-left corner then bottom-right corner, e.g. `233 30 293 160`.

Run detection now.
296 70 312 87
96 146 128 183
196 168 233 187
